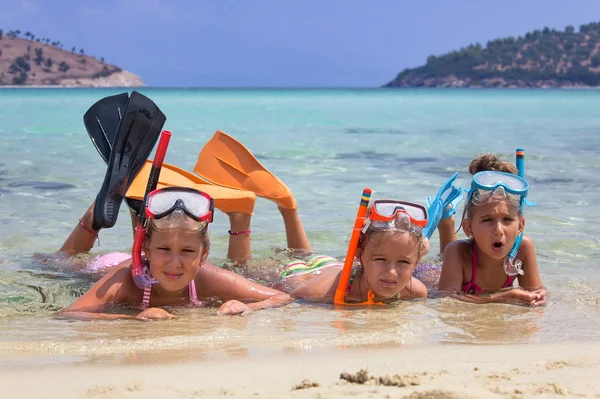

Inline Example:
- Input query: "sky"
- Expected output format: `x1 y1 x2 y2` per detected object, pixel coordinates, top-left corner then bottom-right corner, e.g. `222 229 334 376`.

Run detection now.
1 0 599 87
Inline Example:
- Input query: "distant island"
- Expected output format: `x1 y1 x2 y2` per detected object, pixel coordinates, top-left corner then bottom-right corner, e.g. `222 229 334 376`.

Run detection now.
0 29 143 87
384 22 600 88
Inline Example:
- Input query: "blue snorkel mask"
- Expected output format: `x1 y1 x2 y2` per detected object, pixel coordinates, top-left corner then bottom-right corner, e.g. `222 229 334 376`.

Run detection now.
467 171 529 210
466 170 529 277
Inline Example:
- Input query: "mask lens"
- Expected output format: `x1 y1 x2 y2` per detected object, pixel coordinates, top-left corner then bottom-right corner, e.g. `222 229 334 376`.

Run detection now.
372 200 427 225
474 171 528 192
147 189 212 219
152 209 209 231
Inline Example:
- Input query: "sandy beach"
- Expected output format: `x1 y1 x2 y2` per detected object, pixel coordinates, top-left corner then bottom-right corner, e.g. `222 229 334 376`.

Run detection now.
2 341 599 398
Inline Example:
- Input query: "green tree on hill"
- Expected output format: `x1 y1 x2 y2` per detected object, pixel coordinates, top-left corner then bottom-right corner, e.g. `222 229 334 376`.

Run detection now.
58 61 70 73
34 48 43 65
387 20 600 87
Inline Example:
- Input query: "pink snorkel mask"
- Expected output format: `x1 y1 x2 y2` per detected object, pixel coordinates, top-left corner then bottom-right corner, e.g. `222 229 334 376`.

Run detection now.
145 187 214 231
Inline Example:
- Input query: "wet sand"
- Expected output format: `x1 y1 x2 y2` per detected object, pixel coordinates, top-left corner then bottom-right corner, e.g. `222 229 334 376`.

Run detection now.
2 341 599 398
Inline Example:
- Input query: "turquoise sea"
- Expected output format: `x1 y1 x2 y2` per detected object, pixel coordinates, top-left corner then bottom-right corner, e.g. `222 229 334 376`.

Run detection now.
0 88 599 367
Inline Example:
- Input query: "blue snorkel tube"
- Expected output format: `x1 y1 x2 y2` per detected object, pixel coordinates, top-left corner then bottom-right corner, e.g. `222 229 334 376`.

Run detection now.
504 148 526 276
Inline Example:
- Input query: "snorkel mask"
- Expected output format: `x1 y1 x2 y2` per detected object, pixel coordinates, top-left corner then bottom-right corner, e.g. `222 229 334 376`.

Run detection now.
363 199 428 235
467 170 529 210
466 170 529 276
146 187 214 231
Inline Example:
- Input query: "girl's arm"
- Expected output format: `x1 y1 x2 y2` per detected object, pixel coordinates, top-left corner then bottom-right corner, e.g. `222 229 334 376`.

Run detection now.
196 263 292 315
59 262 173 320
513 236 547 306
452 288 546 307
289 268 340 302
516 236 544 289
437 240 468 293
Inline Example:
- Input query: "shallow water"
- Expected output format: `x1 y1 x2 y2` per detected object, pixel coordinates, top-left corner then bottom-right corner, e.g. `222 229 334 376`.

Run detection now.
1 88 599 366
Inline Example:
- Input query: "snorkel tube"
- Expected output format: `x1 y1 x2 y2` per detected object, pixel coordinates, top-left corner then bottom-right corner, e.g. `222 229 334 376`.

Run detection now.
504 148 526 276
131 130 172 289
334 188 383 306
516 148 525 178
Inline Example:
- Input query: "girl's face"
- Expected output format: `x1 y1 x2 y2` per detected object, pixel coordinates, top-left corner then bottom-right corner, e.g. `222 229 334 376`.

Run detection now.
144 229 207 293
462 198 524 261
359 231 420 298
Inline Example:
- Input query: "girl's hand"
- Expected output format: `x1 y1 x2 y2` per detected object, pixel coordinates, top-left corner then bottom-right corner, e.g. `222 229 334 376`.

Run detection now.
136 307 177 320
529 287 548 307
217 300 252 315
495 288 547 307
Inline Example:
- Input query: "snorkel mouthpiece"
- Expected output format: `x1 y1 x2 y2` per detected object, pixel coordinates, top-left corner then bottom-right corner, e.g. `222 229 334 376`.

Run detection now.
504 232 524 276
504 257 524 276
132 226 158 289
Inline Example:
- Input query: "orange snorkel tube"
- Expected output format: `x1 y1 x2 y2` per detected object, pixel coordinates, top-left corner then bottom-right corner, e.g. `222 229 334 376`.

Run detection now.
334 188 383 306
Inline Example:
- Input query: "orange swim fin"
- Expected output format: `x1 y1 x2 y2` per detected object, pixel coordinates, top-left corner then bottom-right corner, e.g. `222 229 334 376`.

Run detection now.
126 160 256 215
193 130 296 209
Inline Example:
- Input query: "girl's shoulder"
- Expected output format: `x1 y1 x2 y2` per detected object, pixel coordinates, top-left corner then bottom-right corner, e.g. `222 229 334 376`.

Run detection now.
516 235 537 264
518 235 536 251
100 261 142 302
445 239 473 258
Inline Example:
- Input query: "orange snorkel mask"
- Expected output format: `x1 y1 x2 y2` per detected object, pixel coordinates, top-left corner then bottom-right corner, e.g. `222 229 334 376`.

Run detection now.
364 199 428 234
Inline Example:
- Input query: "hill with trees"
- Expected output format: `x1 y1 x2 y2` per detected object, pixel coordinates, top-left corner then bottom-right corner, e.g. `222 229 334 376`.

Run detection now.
384 22 600 88
0 29 142 87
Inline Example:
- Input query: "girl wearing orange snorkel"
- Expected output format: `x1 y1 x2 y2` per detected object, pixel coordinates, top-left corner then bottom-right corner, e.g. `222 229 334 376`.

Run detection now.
189 132 432 305
277 198 430 304
437 153 547 306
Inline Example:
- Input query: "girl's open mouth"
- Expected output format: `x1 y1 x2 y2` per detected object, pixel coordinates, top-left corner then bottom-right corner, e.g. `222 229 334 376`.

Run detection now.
491 241 504 252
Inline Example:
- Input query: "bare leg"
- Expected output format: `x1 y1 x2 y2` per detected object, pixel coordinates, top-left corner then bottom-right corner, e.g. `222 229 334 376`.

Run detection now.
129 209 139 239
59 203 99 255
226 212 252 264
278 206 311 252
438 215 457 257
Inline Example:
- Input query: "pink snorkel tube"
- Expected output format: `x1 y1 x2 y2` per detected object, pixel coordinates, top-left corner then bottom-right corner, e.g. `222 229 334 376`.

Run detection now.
131 130 172 289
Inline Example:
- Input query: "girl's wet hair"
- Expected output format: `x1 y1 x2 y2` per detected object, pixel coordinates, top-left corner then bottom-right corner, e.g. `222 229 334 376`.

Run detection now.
145 219 211 252
465 154 521 218
469 154 519 175
357 215 426 259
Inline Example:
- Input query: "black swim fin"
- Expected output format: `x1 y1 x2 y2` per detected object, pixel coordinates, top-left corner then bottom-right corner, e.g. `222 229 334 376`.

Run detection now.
83 92 130 163
83 92 145 216
91 91 166 230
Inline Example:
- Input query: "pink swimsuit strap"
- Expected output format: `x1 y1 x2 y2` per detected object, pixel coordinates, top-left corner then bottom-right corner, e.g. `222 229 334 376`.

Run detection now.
141 281 201 308
461 241 514 294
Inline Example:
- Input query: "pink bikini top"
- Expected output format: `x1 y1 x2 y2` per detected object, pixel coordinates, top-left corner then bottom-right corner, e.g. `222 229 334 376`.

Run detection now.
461 241 515 294
141 281 201 308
